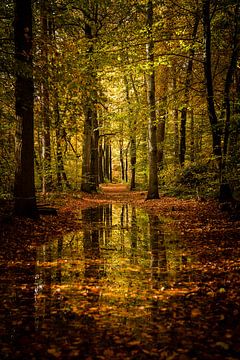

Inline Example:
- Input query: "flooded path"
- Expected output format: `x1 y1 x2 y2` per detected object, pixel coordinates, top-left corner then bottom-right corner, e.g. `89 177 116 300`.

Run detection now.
1 199 240 359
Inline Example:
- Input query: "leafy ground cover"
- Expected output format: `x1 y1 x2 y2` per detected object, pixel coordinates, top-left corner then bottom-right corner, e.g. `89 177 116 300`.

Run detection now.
0 184 240 359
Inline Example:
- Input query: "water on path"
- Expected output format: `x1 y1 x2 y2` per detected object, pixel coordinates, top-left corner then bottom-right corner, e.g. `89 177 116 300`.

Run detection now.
1 204 240 359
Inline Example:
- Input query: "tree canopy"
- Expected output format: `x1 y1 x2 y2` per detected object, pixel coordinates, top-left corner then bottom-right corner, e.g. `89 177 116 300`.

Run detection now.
0 0 240 213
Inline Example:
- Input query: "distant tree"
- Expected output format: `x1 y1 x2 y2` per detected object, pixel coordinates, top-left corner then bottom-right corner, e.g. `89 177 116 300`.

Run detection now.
13 0 38 217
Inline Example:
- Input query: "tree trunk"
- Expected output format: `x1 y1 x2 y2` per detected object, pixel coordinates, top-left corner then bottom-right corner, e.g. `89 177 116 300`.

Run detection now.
124 74 137 190
146 0 159 200
119 139 125 181
202 0 235 202
14 0 38 218
156 108 166 170
130 74 139 190
179 13 199 166
98 137 104 184
40 0 52 193
222 3 239 160
125 143 129 183
109 143 112 182
202 0 222 167
172 68 179 166
104 140 111 181
130 136 136 190
91 111 99 189
81 22 99 193
49 12 70 190
55 101 70 189
81 107 92 192
190 109 195 162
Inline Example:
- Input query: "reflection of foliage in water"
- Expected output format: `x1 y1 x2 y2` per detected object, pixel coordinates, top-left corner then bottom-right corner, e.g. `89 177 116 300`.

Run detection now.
35 204 186 331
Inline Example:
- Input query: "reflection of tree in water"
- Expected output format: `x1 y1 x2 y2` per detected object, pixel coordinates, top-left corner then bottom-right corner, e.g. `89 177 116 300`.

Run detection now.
82 207 102 281
148 214 170 349
0 204 186 358
0 238 37 359
103 204 112 244
79 207 107 357
130 206 138 264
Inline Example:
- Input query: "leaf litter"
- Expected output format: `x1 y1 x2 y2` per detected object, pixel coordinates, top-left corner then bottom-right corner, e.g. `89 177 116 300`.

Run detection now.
0 184 240 359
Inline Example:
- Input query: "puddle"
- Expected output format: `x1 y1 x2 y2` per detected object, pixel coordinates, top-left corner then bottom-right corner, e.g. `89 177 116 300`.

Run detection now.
1 204 240 359
0 204 193 359
36 204 186 296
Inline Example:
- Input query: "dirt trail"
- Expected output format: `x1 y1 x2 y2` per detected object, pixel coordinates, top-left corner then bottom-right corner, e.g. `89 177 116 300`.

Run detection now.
84 183 147 203
100 183 130 193
79 183 239 240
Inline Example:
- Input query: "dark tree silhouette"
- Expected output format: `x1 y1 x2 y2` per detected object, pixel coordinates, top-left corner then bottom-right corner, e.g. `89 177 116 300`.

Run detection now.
14 0 38 218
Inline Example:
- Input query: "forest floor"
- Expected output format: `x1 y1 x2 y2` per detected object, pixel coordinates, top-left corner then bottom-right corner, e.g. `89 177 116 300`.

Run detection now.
1 184 240 359
29 183 240 240
1 183 239 239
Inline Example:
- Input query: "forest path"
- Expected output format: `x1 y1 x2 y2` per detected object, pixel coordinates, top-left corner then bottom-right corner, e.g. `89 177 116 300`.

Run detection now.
94 183 146 202
100 183 130 193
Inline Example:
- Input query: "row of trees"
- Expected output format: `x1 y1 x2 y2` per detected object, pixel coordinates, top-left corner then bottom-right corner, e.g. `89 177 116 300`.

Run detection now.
0 0 239 216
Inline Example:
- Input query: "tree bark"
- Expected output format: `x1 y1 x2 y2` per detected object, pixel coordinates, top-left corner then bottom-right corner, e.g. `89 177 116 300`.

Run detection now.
98 137 104 184
172 68 179 166
40 0 52 193
14 0 38 218
81 21 99 193
146 0 159 200
203 0 233 201
156 107 166 170
124 74 136 190
222 3 239 159
179 13 199 166
202 0 222 166
119 139 125 181
190 109 195 162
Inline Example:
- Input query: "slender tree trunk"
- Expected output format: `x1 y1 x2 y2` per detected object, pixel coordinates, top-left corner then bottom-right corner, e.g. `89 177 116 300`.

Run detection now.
222 3 239 160
40 0 52 193
172 69 179 166
190 109 195 162
146 0 159 199
179 13 199 166
125 142 129 183
98 137 104 183
228 71 240 159
156 108 166 170
202 0 235 202
130 136 136 190
109 143 112 182
81 107 92 191
50 12 70 190
156 65 168 170
119 139 125 181
104 140 111 181
14 0 38 218
98 113 104 184
129 75 138 190
202 0 222 167
90 107 99 190
124 75 137 190
55 101 70 189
